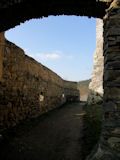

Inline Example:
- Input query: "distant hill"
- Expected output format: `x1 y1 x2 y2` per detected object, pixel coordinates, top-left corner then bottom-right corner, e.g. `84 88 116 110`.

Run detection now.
77 79 91 88
77 79 91 101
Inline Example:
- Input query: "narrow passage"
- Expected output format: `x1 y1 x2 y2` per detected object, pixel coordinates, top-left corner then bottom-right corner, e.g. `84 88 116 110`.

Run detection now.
0 103 84 160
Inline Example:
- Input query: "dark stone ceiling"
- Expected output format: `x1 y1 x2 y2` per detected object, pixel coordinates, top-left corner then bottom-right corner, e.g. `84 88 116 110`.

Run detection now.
0 0 111 32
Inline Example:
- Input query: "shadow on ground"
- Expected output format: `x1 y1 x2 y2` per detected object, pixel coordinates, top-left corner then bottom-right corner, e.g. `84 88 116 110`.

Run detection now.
0 102 85 160
82 103 103 160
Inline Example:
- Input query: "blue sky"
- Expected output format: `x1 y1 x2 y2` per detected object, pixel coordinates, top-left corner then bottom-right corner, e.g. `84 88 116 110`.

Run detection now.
5 16 96 82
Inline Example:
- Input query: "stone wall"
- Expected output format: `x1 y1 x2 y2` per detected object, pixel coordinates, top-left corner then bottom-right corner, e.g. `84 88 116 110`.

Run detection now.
87 19 104 105
0 0 109 32
0 32 79 131
87 1 120 159
0 32 4 81
63 80 80 102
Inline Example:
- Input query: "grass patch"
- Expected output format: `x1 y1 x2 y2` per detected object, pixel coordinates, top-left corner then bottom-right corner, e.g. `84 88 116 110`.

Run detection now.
82 103 103 160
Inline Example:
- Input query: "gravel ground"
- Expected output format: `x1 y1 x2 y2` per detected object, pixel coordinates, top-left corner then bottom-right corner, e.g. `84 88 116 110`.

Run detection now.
0 102 84 160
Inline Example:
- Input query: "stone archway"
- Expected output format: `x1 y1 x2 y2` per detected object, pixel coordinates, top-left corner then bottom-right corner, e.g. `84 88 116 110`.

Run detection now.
0 0 109 32
0 0 120 159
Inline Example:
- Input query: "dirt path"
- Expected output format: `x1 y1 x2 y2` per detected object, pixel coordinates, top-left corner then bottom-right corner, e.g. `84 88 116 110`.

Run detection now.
0 103 84 160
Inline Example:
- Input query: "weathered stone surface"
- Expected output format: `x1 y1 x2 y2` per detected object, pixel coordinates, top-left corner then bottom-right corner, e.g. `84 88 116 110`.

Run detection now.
104 101 117 112
112 127 120 135
0 32 5 81
0 0 110 32
108 137 120 155
0 33 79 131
88 1 120 159
104 87 120 100
87 89 103 104
87 19 104 105
0 0 120 159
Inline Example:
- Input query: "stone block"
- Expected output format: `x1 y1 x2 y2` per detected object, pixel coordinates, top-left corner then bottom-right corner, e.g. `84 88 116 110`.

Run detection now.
0 36 80 131
104 70 120 81
104 101 117 112
108 137 120 153
104 87 120 100
112 127 120 135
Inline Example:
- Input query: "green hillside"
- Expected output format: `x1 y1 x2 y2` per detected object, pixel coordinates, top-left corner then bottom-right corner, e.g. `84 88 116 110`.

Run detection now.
77 79 91 88
77 79 91 101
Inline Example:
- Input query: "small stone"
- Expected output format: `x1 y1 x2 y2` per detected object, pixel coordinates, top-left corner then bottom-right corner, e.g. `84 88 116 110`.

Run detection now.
108 137 120 147
112 127 120 134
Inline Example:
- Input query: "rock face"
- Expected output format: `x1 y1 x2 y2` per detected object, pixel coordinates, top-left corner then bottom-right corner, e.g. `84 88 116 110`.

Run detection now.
87 19 104 105
0 0 108 32
0 32 79 131
0 32 4 81
88 1 120 159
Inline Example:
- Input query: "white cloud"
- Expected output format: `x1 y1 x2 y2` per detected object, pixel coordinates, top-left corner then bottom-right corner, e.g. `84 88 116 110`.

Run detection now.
25 49 74 62
28 51 61 60
38 53 61 59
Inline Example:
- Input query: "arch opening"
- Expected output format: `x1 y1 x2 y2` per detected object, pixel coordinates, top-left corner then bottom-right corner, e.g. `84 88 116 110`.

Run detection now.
1 0 120 160
0 15 104 160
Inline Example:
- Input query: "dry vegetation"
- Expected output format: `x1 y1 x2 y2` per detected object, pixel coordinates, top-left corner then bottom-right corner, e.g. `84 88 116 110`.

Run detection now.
82 103 103 160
